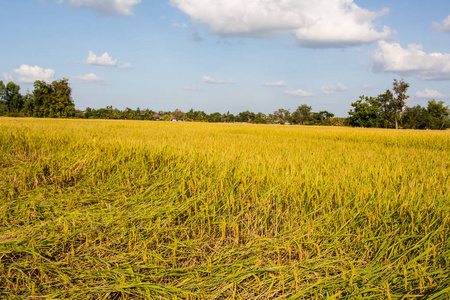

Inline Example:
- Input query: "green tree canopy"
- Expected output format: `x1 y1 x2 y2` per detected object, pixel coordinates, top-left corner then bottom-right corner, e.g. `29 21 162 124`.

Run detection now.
5 82 24 113
348 96 380 128
291 104 312 125
392 79 410 129
25 78 75 118
0 81 6 114
426 100 450 130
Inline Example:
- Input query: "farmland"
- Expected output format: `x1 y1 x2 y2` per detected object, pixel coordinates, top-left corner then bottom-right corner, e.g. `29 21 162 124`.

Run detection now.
1 118 449 299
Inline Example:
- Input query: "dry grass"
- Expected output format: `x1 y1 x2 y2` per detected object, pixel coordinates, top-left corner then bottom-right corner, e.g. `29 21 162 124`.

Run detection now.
1 118 449 299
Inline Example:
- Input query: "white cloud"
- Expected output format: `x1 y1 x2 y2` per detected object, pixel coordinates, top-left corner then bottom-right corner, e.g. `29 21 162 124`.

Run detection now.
58 0 141 16
86 51 118 66
362 84 374 90
3 64 55 83
433 15 450 32
172 0 392 48
443 16 450 31
118 63 133 69
321 83 348 94
2 72 13 82
373 41 450 80
336 83 348 91
415 89 448 99
73 73 107 84
263 80 287 87
285 89 314 97
203 76 233 84
322 86 336 94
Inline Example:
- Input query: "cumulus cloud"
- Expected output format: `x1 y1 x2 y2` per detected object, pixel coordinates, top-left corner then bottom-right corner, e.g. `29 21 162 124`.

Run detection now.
362 84 374 90
118 63 133 69
86 51 118 66
73 73 107 84
263 80 287 87
57 0 141 16
285 89 314 97
3 64 55 83
415 89 448 99
203 76 233 84
373 41 450 80
85 51 132 69
433 15 450 32
2 72 13 82
321 83 348 94
172 0 392 48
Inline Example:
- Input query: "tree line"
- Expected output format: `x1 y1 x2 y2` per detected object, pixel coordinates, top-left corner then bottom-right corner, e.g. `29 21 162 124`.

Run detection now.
1 78 449 129
81 105 342 126
0 79 75 118
348 79 449 130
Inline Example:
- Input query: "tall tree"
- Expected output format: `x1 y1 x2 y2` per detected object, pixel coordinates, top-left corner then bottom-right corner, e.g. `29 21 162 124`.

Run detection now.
0 81 5 100
273 108 291 124
236 111 256 123
377 90 395 128
28 78 75 118
5 82 24 113
402 105 427 129
426 100 449 130
292 104 312 125
51 78 75 118
0 81 6 114
392 79 410 129
348 96 380 127
207 112 222 122
172 109 187 121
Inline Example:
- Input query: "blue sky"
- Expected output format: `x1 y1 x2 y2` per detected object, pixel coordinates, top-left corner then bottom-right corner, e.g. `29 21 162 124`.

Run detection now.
1 0 450 116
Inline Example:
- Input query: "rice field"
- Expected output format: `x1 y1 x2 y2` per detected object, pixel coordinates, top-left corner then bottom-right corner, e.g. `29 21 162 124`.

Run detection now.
1 118 449 299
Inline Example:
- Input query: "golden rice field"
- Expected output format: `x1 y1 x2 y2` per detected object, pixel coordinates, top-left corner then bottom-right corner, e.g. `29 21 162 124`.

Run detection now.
1 118 449 299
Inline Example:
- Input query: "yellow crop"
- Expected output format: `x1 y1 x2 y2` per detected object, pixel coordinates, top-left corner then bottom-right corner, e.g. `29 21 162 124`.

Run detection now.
1 118 449 299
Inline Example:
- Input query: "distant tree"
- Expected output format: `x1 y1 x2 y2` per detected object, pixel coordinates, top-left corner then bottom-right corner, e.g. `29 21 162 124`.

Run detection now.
207 112 222 122
186 109 195 121
291 104 312 125
268 108 291 124
0 81 4 98
194 110 207 122
310 110 335 125
223 112 236 123
377 90 395 128
27 78 75 118
273 108 291 124
348 96 380 127
426 100 449 130
319 110 334 120
236 110 256 123
0 81 7 114
173 109 187 121
141 108 155 120
84 107 93 118
185 109 207 122
401 105 427 129
4 82 24 113
51 78 75 117
392 79 410 129
252 112 267 124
